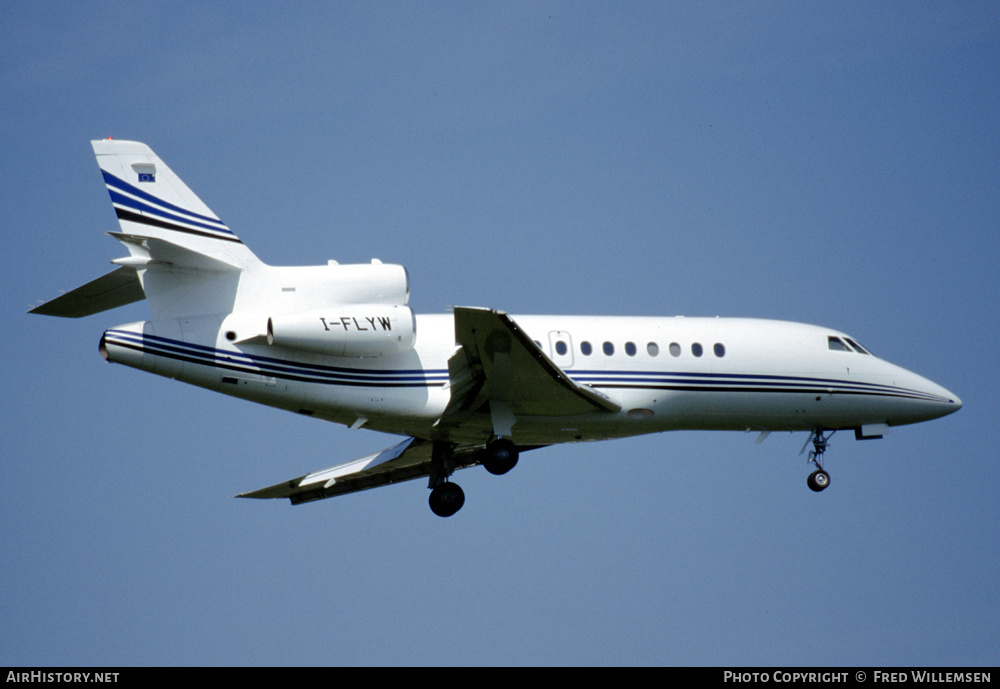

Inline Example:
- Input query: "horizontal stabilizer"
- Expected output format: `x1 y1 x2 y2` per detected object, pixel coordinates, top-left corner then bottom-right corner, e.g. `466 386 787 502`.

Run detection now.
29 266 144 318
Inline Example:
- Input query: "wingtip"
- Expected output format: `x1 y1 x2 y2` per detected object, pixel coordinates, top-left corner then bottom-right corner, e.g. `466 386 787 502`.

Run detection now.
235 481 301 500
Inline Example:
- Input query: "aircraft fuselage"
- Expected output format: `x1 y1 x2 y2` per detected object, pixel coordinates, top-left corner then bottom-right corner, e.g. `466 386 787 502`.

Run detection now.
100 313 960 446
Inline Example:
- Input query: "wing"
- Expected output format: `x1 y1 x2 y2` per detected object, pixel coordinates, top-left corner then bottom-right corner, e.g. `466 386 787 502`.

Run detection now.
240 307 619 506
445 306 620 418
237 437 485 505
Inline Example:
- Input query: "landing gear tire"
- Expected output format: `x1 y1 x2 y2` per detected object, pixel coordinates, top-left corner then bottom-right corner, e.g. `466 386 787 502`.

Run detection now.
429 482 465 517
807 469 830 492
482 438 519 476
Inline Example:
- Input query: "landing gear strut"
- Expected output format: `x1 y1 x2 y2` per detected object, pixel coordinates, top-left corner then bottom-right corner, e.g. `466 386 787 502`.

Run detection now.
805 429 834 492
428 441 464 517
424 438 521 516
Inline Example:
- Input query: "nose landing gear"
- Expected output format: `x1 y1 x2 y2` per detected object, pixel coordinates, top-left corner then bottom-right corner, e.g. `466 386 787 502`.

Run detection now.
807 468 831 492
804 429 834 492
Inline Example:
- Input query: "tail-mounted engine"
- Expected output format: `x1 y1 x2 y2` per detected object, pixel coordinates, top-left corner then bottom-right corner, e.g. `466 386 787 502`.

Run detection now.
266 304 416 357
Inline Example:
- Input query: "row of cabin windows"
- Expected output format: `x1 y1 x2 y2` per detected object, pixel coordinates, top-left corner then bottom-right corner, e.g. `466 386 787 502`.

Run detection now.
549 335 867 359
555 340 727 358
550 336 868 358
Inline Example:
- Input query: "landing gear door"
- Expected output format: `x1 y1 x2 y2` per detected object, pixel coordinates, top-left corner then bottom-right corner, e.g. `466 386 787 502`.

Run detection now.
548 331 574 369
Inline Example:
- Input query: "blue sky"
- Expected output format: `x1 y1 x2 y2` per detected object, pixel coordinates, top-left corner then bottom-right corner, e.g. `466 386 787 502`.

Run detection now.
3 2 997 666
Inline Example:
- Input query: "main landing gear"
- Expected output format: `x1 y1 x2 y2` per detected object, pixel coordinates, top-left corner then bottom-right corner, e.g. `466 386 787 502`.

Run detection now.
482 438 519 476
427 438 521 517
429 482 465 517
805 429 834 492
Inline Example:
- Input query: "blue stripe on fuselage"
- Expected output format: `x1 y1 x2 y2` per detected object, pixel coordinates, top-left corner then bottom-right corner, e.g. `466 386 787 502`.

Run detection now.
103 329 944 402
104 329 448 387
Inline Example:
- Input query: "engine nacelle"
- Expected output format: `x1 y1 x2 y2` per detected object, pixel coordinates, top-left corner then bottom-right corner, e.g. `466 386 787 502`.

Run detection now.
266 304 416 357
264 261 410 308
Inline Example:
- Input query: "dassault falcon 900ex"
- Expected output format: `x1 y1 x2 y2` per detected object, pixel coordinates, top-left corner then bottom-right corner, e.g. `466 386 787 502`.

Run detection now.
31 140 962 516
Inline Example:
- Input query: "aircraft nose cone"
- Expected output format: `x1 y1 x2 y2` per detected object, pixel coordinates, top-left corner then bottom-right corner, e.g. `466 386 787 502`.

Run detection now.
943 390 962 412
921 378 962 420
885 362 962 425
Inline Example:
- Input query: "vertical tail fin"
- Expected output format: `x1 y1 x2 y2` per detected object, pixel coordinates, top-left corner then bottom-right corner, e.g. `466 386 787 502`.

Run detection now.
33 140 264 320
92 138 261 269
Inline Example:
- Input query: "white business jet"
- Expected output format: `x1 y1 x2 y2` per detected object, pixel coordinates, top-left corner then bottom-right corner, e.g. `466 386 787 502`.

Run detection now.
31 140 962 516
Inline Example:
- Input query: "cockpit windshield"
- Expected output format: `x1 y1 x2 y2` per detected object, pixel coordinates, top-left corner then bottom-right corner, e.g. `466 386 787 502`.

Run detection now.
843 337 871 355
828 335 873 355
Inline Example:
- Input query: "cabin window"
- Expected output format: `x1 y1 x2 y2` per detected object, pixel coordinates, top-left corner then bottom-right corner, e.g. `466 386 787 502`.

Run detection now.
714 343 726 358
581 341 592 356
828 336 851 352
669 342 681 357
647 342 659 357
555 341 568 356
603 341 615 356
692 343 703 357
625 342 637 356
